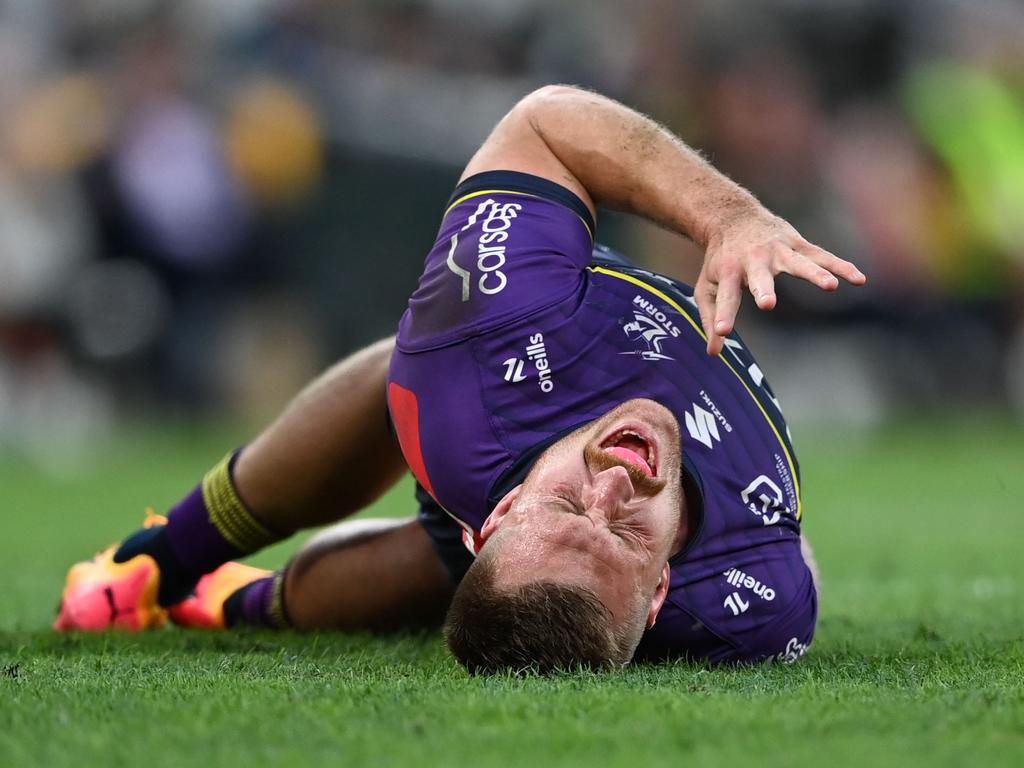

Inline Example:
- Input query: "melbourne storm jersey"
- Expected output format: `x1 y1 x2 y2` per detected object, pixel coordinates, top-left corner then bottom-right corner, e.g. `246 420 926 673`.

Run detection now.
388 171 816 665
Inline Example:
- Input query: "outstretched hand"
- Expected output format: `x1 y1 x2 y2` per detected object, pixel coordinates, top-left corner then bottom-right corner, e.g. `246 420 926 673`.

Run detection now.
694 213 866 356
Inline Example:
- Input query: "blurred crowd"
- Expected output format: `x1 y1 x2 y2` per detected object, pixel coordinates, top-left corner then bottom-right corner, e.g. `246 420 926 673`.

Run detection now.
0 0 1022 462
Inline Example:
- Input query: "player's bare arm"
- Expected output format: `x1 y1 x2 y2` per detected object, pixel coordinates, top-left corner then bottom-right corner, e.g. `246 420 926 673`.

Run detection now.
463 85 867 355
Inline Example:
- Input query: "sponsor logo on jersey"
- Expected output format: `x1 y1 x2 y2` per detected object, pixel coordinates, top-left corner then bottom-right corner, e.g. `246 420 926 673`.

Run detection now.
502 358 526 383
740 474 792 526
699 391 732 432
446 199 523 301
723 592 750 617
775 637 810 664
723 567 776 601
685 393 733 450
501 333 555 393
525 333 555 393
620 295 681 361
773 454 798 514
685 404 721 449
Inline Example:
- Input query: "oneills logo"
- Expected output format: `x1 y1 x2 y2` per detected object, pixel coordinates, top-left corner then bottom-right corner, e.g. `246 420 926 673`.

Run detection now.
722 567 776 601
501 333 555 393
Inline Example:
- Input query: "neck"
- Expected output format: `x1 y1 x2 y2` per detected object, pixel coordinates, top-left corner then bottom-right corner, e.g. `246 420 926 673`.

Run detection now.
669 483 698 557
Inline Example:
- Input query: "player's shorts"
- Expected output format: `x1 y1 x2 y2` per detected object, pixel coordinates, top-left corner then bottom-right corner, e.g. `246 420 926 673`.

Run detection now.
415 482 474 582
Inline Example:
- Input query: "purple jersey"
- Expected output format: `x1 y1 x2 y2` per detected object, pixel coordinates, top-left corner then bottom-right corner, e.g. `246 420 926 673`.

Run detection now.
388 171 816 665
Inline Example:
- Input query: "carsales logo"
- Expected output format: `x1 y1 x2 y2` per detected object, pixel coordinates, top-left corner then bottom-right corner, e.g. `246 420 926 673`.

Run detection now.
446 199 522 301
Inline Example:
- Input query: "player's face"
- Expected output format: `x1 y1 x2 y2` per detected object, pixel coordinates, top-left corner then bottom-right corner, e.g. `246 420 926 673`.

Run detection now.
479 398 684 628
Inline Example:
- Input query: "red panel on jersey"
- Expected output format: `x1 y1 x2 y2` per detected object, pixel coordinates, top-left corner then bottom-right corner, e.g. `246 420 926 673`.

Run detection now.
387 382 435 498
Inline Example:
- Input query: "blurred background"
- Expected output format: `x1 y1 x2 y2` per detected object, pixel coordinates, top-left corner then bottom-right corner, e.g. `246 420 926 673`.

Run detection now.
0 0 1022 471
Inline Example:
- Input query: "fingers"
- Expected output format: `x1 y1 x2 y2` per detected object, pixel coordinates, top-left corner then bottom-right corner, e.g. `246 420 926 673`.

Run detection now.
712 270 743 339
793 241 867 286
706 329 725 357
698 262 769 357
695 233 866 358
694 278 722 356
747 263 776 311
700 257 778 356
777 247 840 291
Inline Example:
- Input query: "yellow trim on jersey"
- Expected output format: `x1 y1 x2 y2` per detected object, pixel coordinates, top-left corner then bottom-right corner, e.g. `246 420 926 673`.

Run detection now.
444 188 594 240
589 266 803 520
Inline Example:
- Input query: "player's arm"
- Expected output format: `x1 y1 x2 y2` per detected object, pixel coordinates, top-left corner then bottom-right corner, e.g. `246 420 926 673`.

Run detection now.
461 85 866 356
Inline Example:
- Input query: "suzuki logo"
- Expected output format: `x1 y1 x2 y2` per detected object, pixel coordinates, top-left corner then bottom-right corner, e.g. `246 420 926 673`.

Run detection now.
502 358 526 383
685 404 721 449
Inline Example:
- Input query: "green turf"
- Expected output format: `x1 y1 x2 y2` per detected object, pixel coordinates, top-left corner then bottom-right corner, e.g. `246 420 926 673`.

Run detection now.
1 418 1022 767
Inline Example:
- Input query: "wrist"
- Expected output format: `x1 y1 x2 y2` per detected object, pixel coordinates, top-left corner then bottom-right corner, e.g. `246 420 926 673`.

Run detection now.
694 192 767 249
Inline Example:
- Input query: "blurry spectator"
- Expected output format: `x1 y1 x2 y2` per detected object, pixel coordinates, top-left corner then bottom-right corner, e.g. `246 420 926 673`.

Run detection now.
0 0 1022 442
111 33 248 270
226 78 323 206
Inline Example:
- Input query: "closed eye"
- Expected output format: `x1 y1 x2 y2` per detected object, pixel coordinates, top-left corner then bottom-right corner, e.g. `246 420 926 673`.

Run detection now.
608 522 637 544
553 495 583 516
545 486 583 515
546 490 645 549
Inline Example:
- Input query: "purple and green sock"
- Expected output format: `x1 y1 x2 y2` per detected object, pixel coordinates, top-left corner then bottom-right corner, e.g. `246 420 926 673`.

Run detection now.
223 572 290 629
114 450 292 626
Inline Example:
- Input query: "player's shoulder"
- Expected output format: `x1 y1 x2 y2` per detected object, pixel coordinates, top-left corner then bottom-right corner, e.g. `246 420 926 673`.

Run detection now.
397 172 597 352
445 170 595 237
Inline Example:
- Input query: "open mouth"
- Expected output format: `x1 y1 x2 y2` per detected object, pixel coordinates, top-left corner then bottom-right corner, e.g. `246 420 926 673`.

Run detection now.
599 427 657 477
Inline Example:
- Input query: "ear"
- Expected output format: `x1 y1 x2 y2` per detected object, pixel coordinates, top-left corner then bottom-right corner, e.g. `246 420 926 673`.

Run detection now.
646 563 671 629
479 485 523 545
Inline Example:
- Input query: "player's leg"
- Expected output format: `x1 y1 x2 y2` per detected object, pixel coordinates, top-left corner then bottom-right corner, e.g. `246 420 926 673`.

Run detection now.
166 517 454 631
175 482 460 631
232 337 406 529
279 484 468 631
55 337 407 631
281 518 455 631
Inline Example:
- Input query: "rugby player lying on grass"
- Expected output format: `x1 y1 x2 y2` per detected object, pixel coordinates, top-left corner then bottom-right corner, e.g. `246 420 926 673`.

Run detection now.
56 85 864 672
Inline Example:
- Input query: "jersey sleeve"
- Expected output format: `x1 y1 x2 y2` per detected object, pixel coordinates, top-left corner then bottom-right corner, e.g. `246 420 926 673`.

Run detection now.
396 171 596 351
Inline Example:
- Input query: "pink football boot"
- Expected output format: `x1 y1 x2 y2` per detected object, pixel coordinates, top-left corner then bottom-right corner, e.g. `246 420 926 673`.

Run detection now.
54 511 169 632
168 562 272 630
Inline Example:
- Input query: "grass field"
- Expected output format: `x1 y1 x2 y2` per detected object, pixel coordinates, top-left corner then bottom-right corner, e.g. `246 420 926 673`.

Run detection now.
1 418 1022 767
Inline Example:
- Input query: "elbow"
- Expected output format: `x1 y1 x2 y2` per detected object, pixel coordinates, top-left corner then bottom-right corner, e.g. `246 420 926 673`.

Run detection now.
514 84 588 118
527 84 586 101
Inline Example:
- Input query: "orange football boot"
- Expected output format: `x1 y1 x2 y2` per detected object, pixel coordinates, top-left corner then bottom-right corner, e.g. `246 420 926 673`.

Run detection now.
168 561 272 630
54 510 169 632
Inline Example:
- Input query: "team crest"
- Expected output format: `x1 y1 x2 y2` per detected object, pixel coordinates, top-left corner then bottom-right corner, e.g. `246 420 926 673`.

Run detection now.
620 295 681 362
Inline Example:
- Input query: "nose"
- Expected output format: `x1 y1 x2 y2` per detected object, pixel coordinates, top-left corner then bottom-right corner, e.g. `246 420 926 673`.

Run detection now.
583 465 635 518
